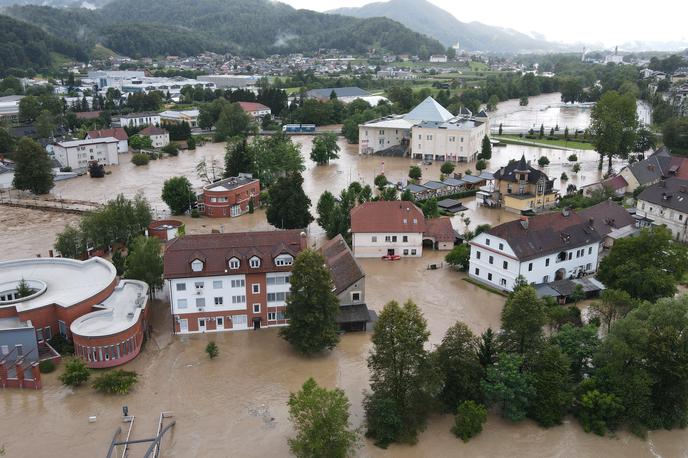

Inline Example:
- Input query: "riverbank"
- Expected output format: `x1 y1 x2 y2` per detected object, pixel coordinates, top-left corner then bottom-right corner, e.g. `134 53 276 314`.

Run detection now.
495 134 596 151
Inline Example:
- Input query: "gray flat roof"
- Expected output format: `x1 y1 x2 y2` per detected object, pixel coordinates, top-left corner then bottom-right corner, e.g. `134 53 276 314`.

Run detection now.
0 258 116 313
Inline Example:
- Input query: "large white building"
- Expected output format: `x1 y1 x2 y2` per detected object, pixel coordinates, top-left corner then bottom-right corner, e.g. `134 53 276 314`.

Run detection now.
117 112 161 129
52 138 119 172
635 178 688 242
469 210 603 291
359 97 489 162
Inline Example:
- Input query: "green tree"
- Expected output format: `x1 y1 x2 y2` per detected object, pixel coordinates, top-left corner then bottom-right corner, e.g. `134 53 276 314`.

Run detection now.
364 300 436 448
408 165 422 181
550 323 599 381
589 90 638 171
374 174 388 191
310 132 340 165
54 225 86 259
129 134 152 150
576 388 624 436
266 173 313 229
280 250 340 355
479 135 492 160
539 124 545 139
15 278 34 298
35 110 55 138
444 244 470 271
567 154 578 162
131 152 150 166
597 227 687 302
633 127 657 155
537 156 550 167
250 133 305 187
481 353 535 422
161 176 196 215
452 401 487 442
572 163 581 174
224 137 253 178
124 235 163 299
440 161 455 175
486 95 499 112
92 370 138 395
436 322 483 411
111 250 125 276
589 289 633 334
0 127 15 155
519 96 529 106
205 341 219 359
12 137 54 194
662 118 688 153
287 378 359 458
476 159 487 171
18 95 41 122
377 187 398 201
477 328 498 367
59 358 90 387
501 285 547 354
527 345 573 427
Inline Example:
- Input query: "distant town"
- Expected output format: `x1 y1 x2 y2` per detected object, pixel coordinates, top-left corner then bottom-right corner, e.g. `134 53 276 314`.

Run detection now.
1 1 688 456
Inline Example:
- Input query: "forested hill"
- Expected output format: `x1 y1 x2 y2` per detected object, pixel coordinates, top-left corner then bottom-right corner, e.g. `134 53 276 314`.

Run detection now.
3 0 445 59
0 15 89 72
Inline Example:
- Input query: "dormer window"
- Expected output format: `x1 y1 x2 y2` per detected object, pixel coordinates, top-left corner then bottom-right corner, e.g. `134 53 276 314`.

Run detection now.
191 259 204 272
249 256 261 268
275 254 293 266
228 257 240 269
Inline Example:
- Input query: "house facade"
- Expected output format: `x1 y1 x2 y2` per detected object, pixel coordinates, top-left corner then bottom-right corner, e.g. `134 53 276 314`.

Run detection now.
139 126 170 148
635 178 688 242
237 102 271 119
118 112 161 128
164 231 307 334
469 211 602 291
159 109 200 128
53 138 119 172
198 176 260 218
86 128 129 153
492 155 556 213
351 201 426 257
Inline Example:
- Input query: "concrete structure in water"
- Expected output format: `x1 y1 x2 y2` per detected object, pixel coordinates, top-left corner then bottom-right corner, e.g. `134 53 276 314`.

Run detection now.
0 258 150 388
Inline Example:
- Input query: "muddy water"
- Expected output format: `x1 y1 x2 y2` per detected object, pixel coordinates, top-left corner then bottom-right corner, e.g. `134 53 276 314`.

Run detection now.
2 256 687 457
490 92 652 134
0 206 82 259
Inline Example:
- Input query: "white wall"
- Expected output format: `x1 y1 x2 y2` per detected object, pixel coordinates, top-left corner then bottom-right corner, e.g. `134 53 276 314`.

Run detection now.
468 232 600 290
412 124 486 162
169 275 249 315
359 126 410 154
53 142 119 171
120 115 161 128
637 199 688 242
352 232 423 258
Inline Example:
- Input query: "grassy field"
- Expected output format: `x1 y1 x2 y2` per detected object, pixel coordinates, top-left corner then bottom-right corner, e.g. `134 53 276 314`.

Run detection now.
496 135 596 151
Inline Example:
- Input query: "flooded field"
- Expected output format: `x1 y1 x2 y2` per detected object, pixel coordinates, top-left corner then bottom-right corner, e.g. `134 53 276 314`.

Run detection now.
2 252 687 457
490 92 652 134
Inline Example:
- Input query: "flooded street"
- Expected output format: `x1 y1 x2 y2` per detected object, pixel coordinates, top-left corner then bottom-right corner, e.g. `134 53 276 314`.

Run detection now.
4 107 684 457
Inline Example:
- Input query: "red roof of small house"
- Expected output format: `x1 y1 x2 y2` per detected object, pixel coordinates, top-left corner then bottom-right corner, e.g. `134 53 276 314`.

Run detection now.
237 101 270 113
424 217 455 243
601 174 628 191
350 201 426 233
75 111 102 120
140 126 167 136
87 128 128 141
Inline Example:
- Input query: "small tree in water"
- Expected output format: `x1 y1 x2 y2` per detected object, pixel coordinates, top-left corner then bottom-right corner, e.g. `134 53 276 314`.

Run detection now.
452 400 487 442
206 341 219 359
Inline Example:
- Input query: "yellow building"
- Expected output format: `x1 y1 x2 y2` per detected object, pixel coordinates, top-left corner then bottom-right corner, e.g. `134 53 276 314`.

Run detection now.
493 155 557 213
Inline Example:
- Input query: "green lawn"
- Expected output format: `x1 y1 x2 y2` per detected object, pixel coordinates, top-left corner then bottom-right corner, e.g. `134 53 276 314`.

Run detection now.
495 135 596 151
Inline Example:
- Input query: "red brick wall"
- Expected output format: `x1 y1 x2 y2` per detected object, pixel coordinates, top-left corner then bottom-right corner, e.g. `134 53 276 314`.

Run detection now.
245 273 266 327
202 181 260 218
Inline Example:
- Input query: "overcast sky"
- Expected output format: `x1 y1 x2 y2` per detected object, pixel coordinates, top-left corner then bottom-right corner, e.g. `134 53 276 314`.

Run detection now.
281 0 688 47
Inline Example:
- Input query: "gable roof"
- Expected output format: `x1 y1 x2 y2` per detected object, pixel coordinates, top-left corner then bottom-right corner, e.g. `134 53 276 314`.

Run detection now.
350 201 426 233
140 126 167 136
482 211 602 261
404 96 454 123
320 234 365 295
424 217 455 243
164 230 305 279
493 154 552 185
578 200 636 236
637 178 688 214
87 128 128 141
237 101 270 113
625 148 673 185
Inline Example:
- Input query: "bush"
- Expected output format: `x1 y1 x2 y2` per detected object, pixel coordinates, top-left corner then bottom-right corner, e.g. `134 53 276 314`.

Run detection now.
59 358 90 387
162 143 179 156
49 334 74 355
572 163 581 174
131 153 150 166
187 136 196 150
452 401 488 442
206 341 219 359
560 172 569 181
39 359 56 373
567 154 578 162
538 156 550 167
60 166 72 172
191 208 200 218
440 161 455 175
92 370 138 394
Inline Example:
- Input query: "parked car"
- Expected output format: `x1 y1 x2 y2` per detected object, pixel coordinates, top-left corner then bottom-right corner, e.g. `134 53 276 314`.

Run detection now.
381 254 401 261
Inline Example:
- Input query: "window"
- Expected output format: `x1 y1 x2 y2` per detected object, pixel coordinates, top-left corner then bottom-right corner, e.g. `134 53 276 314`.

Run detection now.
191 259 204 272
252 284 260 294
268 312 276 321
489 256 494 264
196 298 205 308
476 251 481 259
499 243 504 250
588 247 592 255
543 275 549 283
214 297 223 305
427 135 432 140
545 258 550 267
58 320 68 336
485 238 490 246
411 249 417 255
217 317 224 327
586 263 592 271
352 292 361 302
36 328 44 342
228 258 240 269
372 236 377 242
213 280 222 289
528 263 533 272
392 236 397 242
194 281 204 289
403 249 409 255
487 273 493 281
503 261 508 270
385 235 391 242
267 275 290 285
44 326 52 340
275 255 293 266
500 278 507 286
177 299 188 309
253 303 261 313
231 279 245 288
176 283 186 291
232 295 246 304
402 236 408 242
474 268 480 276
250 257 261 268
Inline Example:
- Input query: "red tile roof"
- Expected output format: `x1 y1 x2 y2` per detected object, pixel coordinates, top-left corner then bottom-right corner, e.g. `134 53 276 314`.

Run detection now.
75 111 102 120
164 230 306 279
87 128 128 141
140 126 167 136
237 101 270 113
350 201 426 233
320 234 365 294
601 174 628 191
423 217 455 242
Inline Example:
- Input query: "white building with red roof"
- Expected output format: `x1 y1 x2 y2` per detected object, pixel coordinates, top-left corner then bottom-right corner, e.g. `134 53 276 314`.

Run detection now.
237 101 271 119
350 201 426 257
139 126 170 148
86 128 129 153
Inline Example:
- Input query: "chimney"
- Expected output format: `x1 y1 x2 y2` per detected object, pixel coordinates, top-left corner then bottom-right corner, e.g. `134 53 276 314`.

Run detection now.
299 231 307 250
520 215 529 230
